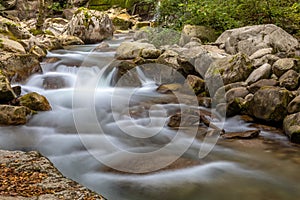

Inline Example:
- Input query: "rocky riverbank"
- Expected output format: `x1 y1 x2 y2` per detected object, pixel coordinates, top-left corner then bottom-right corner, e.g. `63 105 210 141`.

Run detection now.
0 149 106 200
1 1 300 199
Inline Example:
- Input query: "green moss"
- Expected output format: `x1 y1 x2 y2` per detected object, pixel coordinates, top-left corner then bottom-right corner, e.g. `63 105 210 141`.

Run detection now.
29 29 44 36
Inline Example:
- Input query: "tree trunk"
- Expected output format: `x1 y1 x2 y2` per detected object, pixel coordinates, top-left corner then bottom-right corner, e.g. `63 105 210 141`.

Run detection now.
36 0 45 30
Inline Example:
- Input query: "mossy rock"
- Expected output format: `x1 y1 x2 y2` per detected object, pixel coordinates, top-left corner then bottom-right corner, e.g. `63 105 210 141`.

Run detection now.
19 92 51 111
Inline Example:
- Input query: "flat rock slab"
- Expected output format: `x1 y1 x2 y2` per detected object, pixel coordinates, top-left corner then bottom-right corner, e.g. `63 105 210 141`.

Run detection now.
0 150 106 200
222 129 260 139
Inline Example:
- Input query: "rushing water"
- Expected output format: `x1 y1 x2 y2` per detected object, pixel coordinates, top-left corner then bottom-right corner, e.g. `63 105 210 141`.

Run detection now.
1 34 300 200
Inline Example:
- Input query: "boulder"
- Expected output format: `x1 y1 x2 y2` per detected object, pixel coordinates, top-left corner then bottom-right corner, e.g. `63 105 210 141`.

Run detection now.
0 16 32 39
245 63 271 84
141 48 161 59
287 95 300 114
216 24 299 55
283 112 300 143
19 92 51 111
0 71 16 103
272 58 298 77
0 53 41 82
214 82 247 103
180 25 218 45
248 86 293 122
248 79 278 94
0 0 17 10
64 8 114 44
185 75 205 95
225 87 249 103
116 41 157 60
111 13 133 30
0 38 26 53
279 70 299 91
249 48 273 60
205 53 254 94
0 105 31 125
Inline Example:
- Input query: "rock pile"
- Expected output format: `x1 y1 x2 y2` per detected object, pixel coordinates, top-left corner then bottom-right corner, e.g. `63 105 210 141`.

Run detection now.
113 24 300 143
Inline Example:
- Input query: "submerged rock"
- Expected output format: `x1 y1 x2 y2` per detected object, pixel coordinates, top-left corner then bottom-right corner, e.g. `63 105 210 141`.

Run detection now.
19 92 51 111
0 105 31 125
222 129 260 139
248 87 293 122
283 112 300 143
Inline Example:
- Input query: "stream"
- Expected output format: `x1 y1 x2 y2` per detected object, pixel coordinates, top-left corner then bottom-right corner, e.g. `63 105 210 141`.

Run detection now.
1 34 300 200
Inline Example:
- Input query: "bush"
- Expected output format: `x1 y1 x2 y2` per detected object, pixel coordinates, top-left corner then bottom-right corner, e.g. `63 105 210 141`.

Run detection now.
156 0 300 37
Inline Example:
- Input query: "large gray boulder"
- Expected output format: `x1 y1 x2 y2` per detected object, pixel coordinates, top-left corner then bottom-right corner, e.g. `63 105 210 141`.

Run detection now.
216 24 299 55
283 112 300 143
205 53 254 94
248 86 293 122
116 41 158 60
64 8 114 44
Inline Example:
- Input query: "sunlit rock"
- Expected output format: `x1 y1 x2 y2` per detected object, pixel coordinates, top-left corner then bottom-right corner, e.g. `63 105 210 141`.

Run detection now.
19 92 51 111
216 24 299 55
0 105 31 125
64 8 114 44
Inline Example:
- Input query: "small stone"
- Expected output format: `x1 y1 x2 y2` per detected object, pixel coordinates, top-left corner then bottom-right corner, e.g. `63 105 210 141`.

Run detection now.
246 63 271 84
279 69 299 91
272 58 296 77
19 92 51 111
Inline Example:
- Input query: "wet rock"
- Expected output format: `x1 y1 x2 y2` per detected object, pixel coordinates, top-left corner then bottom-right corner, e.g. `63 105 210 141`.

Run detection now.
108 60 141 87
64 8 114 44
0 71 16 103
249 48 273 60
245 63 271 85
214 82 247 104
272 58 298 77
287 95 300 114
180 25 217 45
248 79 278 94
157 84 182 94
116 41 156 60
283 112 300 143
0 53 41 82
216 24 299 55
185 75 205 95
168 113 199 128
222 130 260 139
57 35 84 46
0 38 26 53
19 92 51 111
12 85 21 96
205 53 254 94
248 86 293 122
0 150 106 199
225 87 249 103
0 105 31 125
279 70 299 91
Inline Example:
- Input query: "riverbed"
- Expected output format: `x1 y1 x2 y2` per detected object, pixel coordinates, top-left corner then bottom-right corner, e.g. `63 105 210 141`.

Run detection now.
1 34 300 200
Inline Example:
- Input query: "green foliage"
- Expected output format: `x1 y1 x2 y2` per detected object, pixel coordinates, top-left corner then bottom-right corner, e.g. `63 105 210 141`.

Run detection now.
157 0 300 37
